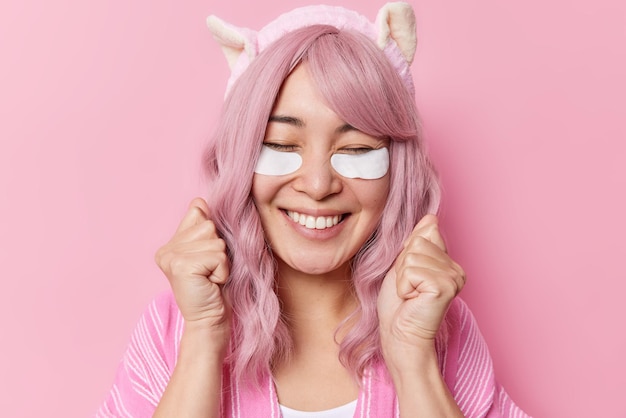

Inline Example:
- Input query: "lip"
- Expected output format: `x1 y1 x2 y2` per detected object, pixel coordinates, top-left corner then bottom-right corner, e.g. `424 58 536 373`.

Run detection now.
280 208 349 240
282 207 346 217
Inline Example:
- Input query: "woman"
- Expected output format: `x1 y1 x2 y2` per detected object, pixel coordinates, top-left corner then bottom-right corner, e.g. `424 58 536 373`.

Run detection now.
98 3 529 417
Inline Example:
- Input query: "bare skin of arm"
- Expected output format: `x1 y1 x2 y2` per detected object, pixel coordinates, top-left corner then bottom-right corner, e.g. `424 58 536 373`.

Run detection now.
153 324 226 417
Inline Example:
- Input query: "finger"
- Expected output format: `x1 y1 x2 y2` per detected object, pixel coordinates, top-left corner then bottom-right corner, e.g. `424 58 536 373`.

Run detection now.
175 198 210 234
172 219 220 244
396 243 465 288
397 249 466 293
395 265 461 300
398 251 451 274
208 254 230 285
157 236 226 267
190 197 211 217
399 236 465 280
165 237 227 256
399 236 450 266
406 214 446 252
161 250 230 285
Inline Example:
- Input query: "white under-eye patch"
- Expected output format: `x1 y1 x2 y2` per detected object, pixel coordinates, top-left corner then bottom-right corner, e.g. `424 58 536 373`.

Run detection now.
330 147 389 179
255 145 303 176
254 145 389 179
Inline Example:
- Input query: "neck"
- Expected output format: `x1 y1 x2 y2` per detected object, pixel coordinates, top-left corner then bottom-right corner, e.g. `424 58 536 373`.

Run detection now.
275 261 358 339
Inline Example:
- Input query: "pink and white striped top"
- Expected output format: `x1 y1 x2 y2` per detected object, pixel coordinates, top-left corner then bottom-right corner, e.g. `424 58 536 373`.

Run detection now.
96 292 530 417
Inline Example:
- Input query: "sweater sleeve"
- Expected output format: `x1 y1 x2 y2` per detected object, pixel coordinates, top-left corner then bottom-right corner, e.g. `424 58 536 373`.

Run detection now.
95 292 182 418
443 298 531 418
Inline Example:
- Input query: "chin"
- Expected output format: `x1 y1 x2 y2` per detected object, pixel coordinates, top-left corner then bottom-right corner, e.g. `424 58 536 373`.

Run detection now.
278 257 350 277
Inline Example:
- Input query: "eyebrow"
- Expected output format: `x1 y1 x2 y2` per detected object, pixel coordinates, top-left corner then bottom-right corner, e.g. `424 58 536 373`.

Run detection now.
335 123 357 134
268 115 304 127
268 114 357 134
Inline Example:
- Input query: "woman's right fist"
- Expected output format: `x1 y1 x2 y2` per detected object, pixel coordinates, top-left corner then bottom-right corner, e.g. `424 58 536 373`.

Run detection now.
155 198 230 331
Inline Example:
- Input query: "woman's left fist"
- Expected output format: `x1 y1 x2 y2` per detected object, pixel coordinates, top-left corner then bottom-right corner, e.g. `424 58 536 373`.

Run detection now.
377 215 466 350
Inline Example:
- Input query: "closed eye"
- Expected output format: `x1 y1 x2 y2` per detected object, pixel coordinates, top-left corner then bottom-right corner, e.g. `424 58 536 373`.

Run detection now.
337 147 375 155
263 143 299 152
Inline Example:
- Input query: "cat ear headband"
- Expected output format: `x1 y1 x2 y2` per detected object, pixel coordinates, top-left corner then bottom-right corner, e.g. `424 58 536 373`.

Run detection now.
206 2 418 96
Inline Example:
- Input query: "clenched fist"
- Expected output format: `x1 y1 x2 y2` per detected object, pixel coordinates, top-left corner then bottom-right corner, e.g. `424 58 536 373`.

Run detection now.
378 215 466 361
155 198 231 337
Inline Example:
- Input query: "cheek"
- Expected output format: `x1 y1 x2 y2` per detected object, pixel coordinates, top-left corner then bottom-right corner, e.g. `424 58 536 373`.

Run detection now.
251 175 276 205
250 179 273 236
251 175 287 230
351 177 389 220
366 179 390 210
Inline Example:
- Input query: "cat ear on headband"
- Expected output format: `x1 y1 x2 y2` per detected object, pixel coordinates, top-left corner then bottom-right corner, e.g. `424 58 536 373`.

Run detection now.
376 2 417 65
205 15 258 71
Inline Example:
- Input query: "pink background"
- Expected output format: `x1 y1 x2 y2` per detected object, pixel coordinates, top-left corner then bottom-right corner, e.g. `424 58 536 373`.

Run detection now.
1 0 624 416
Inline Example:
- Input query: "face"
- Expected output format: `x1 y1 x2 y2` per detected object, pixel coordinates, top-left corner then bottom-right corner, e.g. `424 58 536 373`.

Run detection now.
251 64 390 277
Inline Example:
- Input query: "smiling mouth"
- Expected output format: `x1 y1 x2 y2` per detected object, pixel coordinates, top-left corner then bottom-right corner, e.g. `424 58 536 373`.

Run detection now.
285 210 345 230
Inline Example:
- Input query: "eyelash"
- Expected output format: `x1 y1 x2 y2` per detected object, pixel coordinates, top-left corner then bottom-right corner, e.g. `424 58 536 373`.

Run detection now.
264 143 375 154
264 143 299 152
339 147 374 155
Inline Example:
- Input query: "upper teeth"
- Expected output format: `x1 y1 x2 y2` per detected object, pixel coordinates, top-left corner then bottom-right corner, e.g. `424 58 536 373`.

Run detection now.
286 210 341 230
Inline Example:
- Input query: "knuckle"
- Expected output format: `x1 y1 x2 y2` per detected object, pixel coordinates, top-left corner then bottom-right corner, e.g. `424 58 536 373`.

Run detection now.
215 250 229 265
395 277 413 295
154 246 170 268
433 281 456 299
409 235 428 248
202 219 217 235
154 248 163 264
442 269 462 293
423 222 439 234
449 263 467 286
168 256 188 277
403 251 424 266
214 238 227 252
444 267 459 281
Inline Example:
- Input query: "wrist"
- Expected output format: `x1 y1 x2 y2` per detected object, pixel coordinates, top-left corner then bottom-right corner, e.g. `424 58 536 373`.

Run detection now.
382 345 463 417
155 320 226 417
180 320 230 359
382 340 439 385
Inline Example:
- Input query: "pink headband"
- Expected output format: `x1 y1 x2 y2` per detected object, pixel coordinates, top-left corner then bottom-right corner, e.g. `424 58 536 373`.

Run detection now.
206 2 418 96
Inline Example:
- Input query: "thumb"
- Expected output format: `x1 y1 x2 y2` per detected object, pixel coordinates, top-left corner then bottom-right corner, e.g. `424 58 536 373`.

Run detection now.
176 197 211 233
189 197 210 218
408 214 446 252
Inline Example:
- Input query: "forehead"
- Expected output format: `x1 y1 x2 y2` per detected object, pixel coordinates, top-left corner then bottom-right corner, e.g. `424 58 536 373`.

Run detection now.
273 65 322 109
269 64 345 129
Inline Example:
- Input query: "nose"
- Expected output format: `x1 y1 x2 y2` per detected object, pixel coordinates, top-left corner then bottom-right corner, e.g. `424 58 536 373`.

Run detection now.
292 153 342 200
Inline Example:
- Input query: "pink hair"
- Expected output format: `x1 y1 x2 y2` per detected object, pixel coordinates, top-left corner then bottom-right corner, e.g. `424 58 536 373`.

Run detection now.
203 25 441 383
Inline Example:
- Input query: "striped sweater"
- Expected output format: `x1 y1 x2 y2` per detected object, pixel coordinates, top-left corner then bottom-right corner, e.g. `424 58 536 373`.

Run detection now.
96 292 530 417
